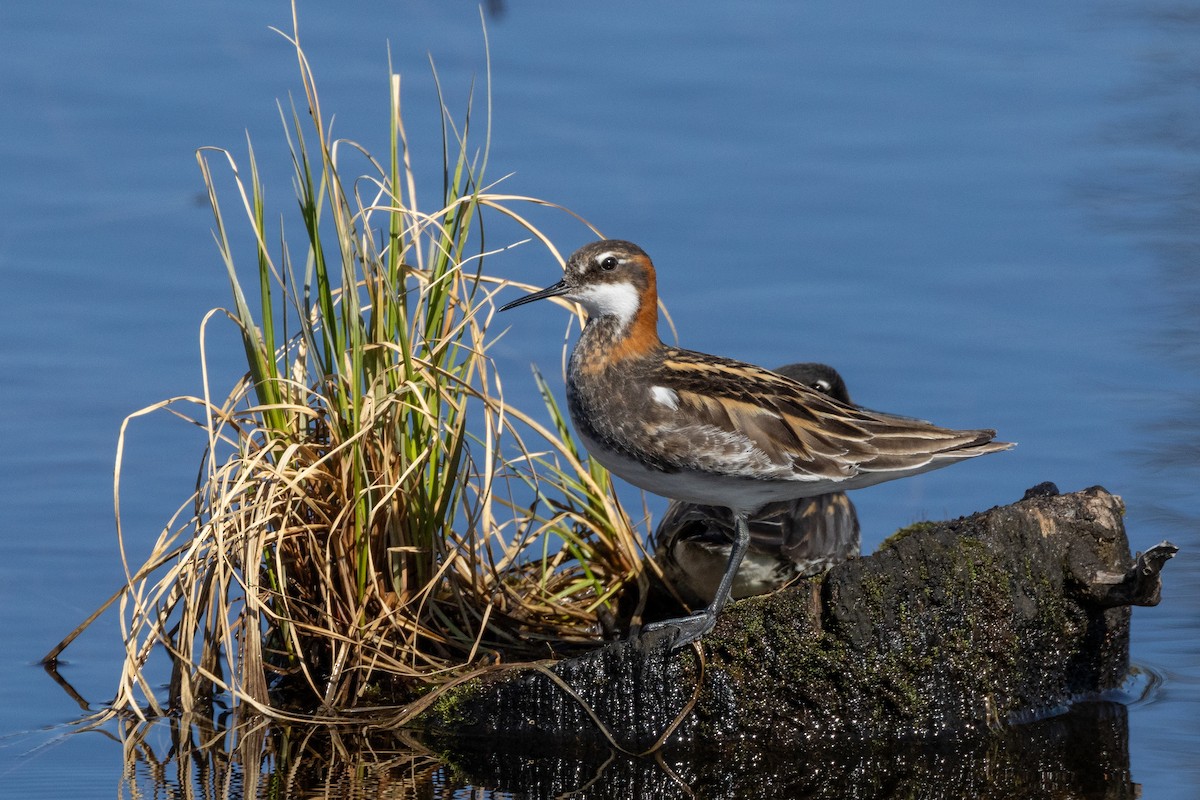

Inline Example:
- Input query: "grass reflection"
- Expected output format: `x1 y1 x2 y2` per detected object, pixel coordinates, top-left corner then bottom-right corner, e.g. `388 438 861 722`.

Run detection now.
100 700 1137 799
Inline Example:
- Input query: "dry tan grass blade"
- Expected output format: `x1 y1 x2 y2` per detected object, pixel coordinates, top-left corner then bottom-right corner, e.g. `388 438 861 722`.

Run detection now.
49 8 651 725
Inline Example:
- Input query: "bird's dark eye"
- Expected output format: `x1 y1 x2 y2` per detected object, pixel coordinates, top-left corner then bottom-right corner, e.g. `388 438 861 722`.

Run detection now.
600 256 618 271
814 380 832 393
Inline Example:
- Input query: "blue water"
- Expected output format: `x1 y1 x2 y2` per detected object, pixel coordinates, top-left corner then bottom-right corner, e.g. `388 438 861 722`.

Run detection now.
2 1 1198 796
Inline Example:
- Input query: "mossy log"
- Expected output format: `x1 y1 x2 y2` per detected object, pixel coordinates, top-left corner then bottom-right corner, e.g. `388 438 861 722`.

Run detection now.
417 485 1174 756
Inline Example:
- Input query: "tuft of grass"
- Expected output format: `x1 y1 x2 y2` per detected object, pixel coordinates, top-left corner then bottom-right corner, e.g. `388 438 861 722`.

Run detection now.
49 7 652 721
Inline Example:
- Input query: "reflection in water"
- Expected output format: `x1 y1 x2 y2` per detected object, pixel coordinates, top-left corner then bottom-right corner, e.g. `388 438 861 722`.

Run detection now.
107 701 1137 799
117 715 452 799
1076 8 1200 795
1081 8 1200 530
448 702 1138 799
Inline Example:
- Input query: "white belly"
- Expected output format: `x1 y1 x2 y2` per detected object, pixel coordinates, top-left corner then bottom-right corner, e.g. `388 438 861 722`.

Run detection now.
577 427 835 513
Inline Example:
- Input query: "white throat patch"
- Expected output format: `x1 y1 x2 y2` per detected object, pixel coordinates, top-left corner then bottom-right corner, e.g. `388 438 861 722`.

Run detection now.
572 282 640 328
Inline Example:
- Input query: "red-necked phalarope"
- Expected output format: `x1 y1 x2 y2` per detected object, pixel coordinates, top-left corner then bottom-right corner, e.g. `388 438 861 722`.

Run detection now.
500 240 1014 648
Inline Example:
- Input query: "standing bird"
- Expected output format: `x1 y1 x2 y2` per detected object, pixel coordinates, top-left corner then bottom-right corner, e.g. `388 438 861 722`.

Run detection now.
500 240 1013 648
653 362 860 610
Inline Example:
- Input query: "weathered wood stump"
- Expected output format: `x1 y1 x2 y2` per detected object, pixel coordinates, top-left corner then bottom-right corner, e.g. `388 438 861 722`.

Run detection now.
417 485 1174 758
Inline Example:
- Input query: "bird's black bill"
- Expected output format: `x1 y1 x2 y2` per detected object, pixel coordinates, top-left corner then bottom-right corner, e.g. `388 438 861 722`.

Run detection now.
498 280 570 311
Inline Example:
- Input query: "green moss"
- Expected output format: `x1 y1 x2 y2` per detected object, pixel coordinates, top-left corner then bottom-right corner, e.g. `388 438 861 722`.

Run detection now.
837 532 1034 727
428 678 485 728
858 572 888 609
881 521 937 549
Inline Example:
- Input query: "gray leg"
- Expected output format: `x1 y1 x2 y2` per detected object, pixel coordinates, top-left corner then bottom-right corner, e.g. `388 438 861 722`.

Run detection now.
642 510 751 651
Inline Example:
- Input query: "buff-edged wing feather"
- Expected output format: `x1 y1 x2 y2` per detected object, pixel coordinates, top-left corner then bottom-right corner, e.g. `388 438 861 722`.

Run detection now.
651 348 1013 485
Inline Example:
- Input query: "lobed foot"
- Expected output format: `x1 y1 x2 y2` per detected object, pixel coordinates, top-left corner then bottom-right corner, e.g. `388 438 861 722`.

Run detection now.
640 610 716 651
